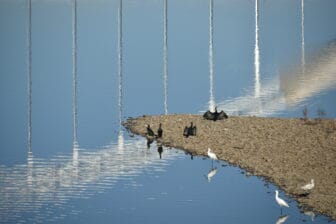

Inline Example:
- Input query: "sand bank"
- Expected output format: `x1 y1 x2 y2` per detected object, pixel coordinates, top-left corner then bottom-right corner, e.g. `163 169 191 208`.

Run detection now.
123 114 336 219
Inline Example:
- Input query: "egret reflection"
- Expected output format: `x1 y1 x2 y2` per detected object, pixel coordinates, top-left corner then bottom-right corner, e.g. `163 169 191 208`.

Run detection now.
275 215 289 224
304 210 315 221
205 167 217 182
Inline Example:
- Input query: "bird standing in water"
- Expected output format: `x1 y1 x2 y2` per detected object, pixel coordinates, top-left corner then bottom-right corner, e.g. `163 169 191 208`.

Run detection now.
275 190 289 214
207 148 218 168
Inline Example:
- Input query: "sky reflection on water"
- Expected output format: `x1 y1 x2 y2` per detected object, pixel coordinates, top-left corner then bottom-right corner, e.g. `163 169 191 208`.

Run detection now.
0 0 336 223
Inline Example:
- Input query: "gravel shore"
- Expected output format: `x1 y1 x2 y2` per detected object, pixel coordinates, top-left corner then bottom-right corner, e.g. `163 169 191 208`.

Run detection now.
123 114 336 220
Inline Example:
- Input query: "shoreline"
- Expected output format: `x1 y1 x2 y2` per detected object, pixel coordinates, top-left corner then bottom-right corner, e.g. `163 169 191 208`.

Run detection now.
123 114 336 220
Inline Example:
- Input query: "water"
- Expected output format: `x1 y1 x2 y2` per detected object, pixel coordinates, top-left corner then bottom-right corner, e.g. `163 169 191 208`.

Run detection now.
1 0 336 223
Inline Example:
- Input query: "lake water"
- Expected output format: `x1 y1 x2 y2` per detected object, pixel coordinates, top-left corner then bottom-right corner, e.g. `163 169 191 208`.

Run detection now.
0 0 336 223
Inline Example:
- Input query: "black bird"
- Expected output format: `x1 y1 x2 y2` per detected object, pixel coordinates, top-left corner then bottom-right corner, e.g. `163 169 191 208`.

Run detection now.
203 107 228 121
146 124 155 137
183 122 197 137
188 122 197 136
157 123 163 138
183 126 189 137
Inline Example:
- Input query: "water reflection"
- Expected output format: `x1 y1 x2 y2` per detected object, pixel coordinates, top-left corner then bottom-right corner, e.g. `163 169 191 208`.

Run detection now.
157 141 163 159
205 167 217 182
72 0 78 149
275 215 289 224
304 210 315 221
163 0 168 115
254 0 261 99
301 0 305 75
0 139 179 223
208 0 215 112
27 0 32 153
118 0 124 128
216 41 336 116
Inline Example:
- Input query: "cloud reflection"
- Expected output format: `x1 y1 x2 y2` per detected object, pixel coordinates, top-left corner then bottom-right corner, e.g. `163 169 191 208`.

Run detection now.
0 138 179 223
215 42 336 116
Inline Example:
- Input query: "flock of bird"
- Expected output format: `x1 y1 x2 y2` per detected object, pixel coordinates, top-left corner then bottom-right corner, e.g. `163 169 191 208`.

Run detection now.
207 147 315 215
145 123 316 217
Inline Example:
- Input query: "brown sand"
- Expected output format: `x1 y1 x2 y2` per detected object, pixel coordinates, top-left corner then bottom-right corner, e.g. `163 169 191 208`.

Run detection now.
123 114 336 220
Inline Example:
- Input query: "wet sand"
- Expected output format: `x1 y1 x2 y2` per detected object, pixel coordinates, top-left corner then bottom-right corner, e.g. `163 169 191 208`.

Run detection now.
123 114 336 220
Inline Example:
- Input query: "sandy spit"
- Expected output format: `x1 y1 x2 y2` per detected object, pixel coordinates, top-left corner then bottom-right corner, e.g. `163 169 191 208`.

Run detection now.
123 114 336 220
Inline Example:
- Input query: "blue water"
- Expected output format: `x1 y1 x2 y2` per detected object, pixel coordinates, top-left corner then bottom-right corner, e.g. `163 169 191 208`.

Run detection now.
1 0 336 223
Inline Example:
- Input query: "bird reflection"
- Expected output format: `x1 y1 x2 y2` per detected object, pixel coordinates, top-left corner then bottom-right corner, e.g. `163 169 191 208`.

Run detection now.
205 167 217 182
275 215 289 224
1 137 179 223
157 142 163 159
304 210 315 221
147 137 154 149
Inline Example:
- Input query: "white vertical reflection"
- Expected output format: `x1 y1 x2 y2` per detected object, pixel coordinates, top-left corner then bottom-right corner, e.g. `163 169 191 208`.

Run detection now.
215 42 336 116
72 0 78 149
163 0 168 115
208 0 215 112
27 0 32 153
118 131 124 151
118 0 123 130
27 151 33 188
1 140 180 223
254 0 261 99
301 0 305 75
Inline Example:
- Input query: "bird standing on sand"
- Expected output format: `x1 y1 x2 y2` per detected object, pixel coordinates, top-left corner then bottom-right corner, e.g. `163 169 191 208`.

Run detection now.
207 148 218 167
207 148 218 160
157 123 163 138
275 190 289 214
301 179 314 191
146 124 154 137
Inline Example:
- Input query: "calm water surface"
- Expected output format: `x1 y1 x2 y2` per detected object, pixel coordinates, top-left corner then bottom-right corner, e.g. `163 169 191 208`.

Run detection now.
1 0 336 223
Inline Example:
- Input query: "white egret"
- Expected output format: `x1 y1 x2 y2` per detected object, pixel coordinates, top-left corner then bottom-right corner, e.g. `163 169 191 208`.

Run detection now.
275 190 289 214
301 179 314 191
207 148 218 160
207 148 218 167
